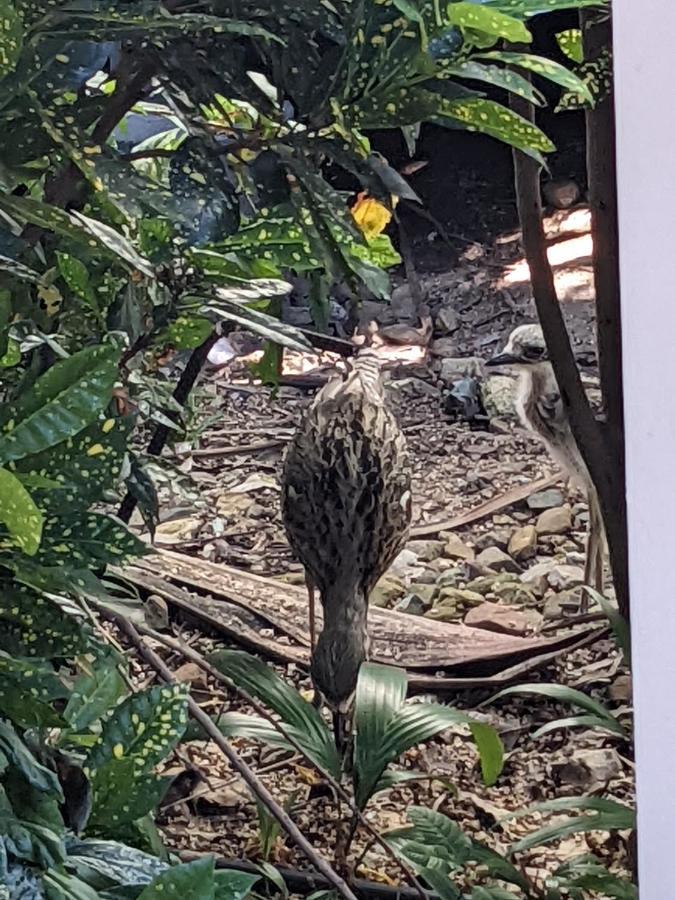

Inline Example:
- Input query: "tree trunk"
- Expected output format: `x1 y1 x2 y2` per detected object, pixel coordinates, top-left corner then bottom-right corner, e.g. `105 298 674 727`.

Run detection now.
581 9 630 623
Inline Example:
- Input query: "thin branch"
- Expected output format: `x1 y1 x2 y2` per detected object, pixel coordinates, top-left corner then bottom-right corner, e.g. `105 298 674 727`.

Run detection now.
133 623 428 900
113 616 359 900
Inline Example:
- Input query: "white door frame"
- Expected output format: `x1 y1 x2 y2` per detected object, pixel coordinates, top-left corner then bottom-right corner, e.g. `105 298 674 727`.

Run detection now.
614 1 675 890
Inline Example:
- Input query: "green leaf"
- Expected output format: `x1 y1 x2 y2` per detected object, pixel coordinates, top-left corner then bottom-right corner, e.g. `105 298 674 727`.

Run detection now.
386 807 527 893
0 584 91 659
446 2 532 43
0 194 153 276
469 722 504 786
249 341 282 387
349 234 402 269
584 588 631 667
197 296 313 355
162 316 213 350
207 650 340 777
43 870 100 900
86 683 189 776
0 0 22 79
0 466 43 554
138 857 215 900
353 664 503 808
65 837 168 888
437 97 554 162
0 719 63 797
556 28 583 64
477 51 594 104
64 660 127 732
56 252 97 309
506 797 635 855
14 415 130 516
482 0 603 15
445 60 545 105
550 854 637 900
36 512 146 568
532 713 625 739
88 759 172 832
213 870 259 900
0 651 68 727
0 344 118 464
486 683 625 735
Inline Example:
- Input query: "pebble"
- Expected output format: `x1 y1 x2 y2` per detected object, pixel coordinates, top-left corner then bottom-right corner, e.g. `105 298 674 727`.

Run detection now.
508 525 538 561
464 601 542 636
435 306 460 335
442 533 475 561
547 564 585 591
474 529 510 552
535 505 573 535
465 573 515 595
491 581 538 606
475 546 521 574
395 594 429 616
430 337 458 357
521 560 558 598
527 489 565 510
427 588 484 621
406 539 446 562
439 356 486 383
543 590 580 619
553 748 622 791
371 574 406 608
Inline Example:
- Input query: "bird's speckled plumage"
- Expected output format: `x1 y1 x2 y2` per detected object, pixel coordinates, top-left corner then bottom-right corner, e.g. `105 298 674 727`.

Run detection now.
281 348 412 709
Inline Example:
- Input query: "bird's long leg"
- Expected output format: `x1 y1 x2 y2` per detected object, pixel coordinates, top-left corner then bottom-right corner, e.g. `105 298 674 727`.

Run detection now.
582 490 603 612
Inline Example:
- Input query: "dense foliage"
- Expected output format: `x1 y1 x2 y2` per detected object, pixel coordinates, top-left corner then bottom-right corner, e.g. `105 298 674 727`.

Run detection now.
0 0 626 896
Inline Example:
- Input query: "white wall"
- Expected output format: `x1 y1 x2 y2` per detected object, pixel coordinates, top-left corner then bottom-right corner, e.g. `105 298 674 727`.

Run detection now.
614 1 675 889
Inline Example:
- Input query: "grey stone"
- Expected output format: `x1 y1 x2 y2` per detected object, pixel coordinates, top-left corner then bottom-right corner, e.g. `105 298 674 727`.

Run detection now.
554 749 622 791
395 594 428 616
427 588 484 621
435 306 460 335
543 590 580 619
406 539 446 562
475 546 521 574
527 489 565 511
443 533 475 561
474 529 510 552
547 564 585 591
535 505 573 535
430 337 458 358
521 560 558 598
371 574 406 608
465 573 516 595
407 583 437 606
492 581 538 606
508 525 538 562
390 284 416 320
464 601 542 636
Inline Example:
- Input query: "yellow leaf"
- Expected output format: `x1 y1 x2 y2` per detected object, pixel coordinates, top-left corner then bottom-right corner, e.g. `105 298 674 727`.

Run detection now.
351 192 397 240
356 866 399 886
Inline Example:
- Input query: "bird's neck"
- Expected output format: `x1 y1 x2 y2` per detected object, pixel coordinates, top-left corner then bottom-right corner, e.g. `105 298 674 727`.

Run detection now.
321 586 369 635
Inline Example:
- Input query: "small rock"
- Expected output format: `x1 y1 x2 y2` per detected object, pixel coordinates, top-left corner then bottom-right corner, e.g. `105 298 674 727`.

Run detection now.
174 662 207 686
474 529 510 552
395 594 428 616
493 514 516 526
475 546 521 574
543 590 580 619
527 489 565 511
466 573 516 595
554 749 622 791
427 588 484 621
483 375 516 418
442 533 475 561
543 177 581 210
390 284 416 320
439 356 486 383
464 601 542 636
435 565 470 589
407 583 437 606
430 337 458 357
535 505 573 535
609 674 632 703
371 574 406 608
406 539 446 562
492 581 538 606
508 525 538 561
547 564 585 591
521 560 558 598
435 307 460 335
276 571 306 585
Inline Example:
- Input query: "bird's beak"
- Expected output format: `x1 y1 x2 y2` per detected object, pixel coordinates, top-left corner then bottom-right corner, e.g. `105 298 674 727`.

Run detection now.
486 352 522 367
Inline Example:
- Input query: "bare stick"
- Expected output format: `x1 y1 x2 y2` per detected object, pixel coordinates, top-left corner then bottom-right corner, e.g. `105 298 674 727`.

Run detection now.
113 616 359 900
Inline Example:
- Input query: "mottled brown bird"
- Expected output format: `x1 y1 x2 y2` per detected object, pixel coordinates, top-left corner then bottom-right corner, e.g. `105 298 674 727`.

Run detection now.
487 324 604 606
281 347 412 725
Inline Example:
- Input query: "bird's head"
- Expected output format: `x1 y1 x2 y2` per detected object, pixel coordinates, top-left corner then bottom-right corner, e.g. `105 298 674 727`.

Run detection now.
487 324 549 369
311 621 369 713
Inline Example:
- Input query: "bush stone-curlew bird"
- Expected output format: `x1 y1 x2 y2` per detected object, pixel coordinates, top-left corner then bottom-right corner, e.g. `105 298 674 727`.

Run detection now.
487 324 604 605
281 347 412 741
